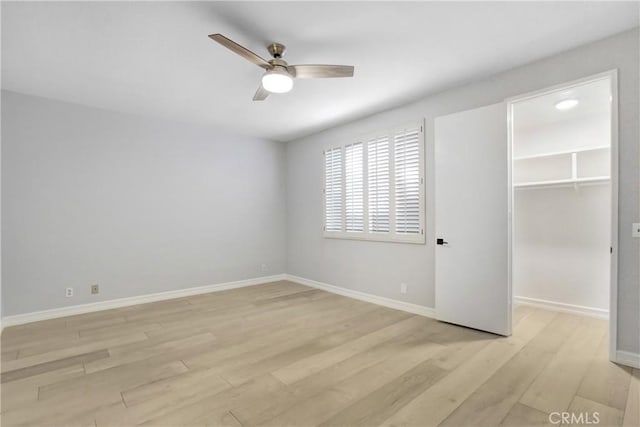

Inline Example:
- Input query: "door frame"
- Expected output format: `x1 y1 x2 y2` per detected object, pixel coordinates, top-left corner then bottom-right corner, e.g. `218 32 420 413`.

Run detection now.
505 69 619 363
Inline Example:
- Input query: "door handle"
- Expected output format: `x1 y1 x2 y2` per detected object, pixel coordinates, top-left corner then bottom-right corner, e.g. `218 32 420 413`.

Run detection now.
436 238 449 245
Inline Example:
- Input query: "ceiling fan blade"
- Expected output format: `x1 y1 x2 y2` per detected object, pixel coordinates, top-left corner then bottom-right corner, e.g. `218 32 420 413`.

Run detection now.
253 84 270 101
209 34 272 70
289 65 354 79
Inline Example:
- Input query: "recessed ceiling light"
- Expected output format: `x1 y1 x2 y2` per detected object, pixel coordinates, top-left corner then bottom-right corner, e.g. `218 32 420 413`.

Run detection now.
555 99 579 110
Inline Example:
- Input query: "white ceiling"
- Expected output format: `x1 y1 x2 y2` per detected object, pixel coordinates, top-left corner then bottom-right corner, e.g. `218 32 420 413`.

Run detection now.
513 78 611 132
2 2 638 141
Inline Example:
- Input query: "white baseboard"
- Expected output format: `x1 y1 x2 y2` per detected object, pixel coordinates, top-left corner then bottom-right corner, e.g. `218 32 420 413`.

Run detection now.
2 274 287 328
285 274 436 318
614 350 640 369
514 296 608 320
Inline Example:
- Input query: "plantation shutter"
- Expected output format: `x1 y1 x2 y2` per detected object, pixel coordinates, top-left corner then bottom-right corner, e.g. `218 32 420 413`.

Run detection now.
367 135 391 233
324 147 343 232
323 120 424 243
394 126 422 235
345 142 364 232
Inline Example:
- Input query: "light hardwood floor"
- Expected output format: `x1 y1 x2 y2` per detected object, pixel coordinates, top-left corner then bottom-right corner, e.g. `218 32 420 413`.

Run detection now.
1 280 637 426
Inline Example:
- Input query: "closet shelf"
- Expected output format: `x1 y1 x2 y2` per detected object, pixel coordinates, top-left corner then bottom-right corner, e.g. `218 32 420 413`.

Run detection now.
513 145 609 161
514 176 610 190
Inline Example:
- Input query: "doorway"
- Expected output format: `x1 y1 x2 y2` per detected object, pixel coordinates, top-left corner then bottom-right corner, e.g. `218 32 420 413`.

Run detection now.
433 71 618 356
507 71 618 360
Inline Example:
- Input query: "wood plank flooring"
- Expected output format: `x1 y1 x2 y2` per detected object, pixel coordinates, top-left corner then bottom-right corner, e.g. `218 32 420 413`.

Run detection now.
0 280 636 426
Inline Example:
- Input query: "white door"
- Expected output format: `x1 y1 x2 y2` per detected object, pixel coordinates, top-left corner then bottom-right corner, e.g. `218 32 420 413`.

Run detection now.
434 103 511 336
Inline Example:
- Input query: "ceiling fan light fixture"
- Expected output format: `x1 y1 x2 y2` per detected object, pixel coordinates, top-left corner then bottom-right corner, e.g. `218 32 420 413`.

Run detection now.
262 67 293 93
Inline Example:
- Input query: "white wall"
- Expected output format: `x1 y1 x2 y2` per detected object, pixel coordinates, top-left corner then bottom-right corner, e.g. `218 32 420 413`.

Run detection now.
0 87 2 327
1 91 287 316
286 29 639 354
514 115 610 158
514 185 611 311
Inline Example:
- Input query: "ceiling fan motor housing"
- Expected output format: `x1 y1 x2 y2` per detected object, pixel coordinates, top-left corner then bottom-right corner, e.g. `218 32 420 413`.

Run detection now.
268 43 286 58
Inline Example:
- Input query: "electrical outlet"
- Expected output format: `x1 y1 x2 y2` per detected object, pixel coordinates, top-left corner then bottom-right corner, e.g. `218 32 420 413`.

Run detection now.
65 287 74 297
633 223 640 238
400 283 408 294
91 284 99 295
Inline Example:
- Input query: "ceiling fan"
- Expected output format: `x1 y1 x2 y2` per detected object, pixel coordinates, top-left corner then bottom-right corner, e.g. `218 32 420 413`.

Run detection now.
208 33 355 101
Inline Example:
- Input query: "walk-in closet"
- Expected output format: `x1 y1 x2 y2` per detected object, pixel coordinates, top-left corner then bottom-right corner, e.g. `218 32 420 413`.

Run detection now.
511 77 613 318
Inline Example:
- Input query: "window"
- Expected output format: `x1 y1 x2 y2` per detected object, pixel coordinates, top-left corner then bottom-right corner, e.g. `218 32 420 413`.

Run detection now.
394 127 422 235
345 143 364 232
324 147 343 232
368 136 390 233
323 121 425 243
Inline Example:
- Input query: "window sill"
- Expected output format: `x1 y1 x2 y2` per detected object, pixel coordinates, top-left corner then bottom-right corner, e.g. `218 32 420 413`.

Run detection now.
323 232 425 245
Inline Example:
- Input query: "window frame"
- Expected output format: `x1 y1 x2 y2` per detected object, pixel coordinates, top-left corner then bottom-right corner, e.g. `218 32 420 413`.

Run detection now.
322 119 426 244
